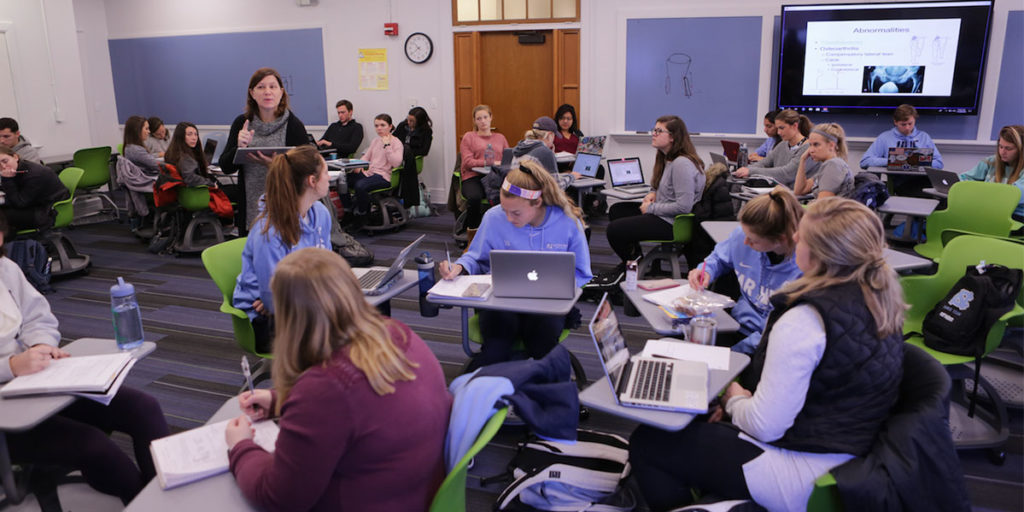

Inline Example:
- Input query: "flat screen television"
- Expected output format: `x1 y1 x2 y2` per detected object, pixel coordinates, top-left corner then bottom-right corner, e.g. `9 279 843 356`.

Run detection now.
776 1 994 115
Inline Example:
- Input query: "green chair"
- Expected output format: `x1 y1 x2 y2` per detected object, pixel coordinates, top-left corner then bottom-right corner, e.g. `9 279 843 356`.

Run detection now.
806 473 842 512
201 238 271 391
428 407 508 512
637 213 694 279
914 181 1022 262
363 166 410 233
176 186 226 253
464 314 586 389
901 235 1024 461
70 146 118 225
16 167 92 276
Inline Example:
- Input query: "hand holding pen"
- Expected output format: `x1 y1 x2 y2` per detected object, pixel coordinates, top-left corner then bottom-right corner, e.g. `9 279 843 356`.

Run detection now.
239 356 271 421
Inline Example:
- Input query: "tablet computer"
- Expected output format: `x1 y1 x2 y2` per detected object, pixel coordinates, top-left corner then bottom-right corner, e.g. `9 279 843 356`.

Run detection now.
232 146 293 165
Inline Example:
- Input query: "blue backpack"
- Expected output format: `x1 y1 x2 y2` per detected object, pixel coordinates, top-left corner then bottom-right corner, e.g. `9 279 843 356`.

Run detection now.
6 239 54 294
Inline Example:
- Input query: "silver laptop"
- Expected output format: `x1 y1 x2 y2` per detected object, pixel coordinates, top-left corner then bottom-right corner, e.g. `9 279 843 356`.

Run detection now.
356 234 425 296
924 167 960 194
572 152 602 178
886 147 933 171
489 250 576 299
607 157 650 194
590 293 709 413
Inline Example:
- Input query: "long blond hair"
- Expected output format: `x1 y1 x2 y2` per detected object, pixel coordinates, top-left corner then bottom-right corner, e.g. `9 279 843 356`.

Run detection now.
779 197 905 336
994 125 1024 184
270 248 417 414
258 145 322 246
738 186 803 256
502 158 585 227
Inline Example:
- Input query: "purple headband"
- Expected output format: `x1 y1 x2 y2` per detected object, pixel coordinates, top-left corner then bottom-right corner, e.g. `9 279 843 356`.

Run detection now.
501 178 542 200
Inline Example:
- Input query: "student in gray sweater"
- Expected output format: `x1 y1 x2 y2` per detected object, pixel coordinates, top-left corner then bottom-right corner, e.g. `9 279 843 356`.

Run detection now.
122 115 161 177
735 109 815 187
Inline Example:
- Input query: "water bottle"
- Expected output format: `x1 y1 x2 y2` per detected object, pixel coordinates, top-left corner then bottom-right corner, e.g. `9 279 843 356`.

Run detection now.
484 144 495 168
110 277 144 350
624 259 638 291
737 143 749 168
415 252 439 317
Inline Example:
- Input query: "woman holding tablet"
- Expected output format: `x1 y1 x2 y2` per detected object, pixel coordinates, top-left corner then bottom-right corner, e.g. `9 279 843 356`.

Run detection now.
960 125 1024 219
219 67 308 229
630 197 904 512
439 159 592 370
733 109 813 187
459 105 509 229
793 122 855 200
227 247 451 511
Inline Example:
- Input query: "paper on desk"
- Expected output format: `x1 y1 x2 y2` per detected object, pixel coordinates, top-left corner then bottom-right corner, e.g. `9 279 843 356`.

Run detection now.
0 352 133 397
150 418 280 490
427 275 493 300
71 358 137 405
641 338 730 371
641 285 735 312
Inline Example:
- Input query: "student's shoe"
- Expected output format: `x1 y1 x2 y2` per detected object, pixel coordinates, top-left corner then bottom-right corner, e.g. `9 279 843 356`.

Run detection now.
584 264 626 289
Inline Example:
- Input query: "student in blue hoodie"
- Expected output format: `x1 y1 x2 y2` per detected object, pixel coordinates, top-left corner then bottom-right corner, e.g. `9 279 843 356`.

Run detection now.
440 158 593 370
234 145 332 352
859 104 944 169
688 186 804 354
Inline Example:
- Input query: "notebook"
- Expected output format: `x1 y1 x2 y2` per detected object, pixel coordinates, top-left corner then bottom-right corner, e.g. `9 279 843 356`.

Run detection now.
354 234 425 296
607 157 650 194
572 152 602 178
489 250 576 299
589 293 709 413
925 167 960 194
0 352 134 398
203 139 218 165
720 140 741 162
150 418 280 490
886 147 934 171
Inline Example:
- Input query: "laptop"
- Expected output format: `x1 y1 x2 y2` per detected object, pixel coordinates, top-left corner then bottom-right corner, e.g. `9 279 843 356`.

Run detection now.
720 140 741 162
572 152 602 178
355 234 425 296
607 157 650 194
589 293 709 413
489 250 576 299
925 167 960 194
886 147 934 171
203 139 218 165
576 136 607 156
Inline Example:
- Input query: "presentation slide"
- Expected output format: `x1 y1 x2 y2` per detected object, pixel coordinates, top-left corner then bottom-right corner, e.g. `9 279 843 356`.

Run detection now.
802 18 961 97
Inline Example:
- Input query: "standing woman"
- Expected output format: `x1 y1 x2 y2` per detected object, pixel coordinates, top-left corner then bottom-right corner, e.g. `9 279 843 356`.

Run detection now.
960 125 1024 219
233 145 331 353
630 197 905 512
553 104 583 154
226 248 451 511
123 115 161 176
219 68 308 230
733 109 813 187
794 122 854 200
599 115 705 284
391 106 433 207
459 105 510 229
439 159 592 370
346 113 404 225
0 146 69 232
145 117 171 157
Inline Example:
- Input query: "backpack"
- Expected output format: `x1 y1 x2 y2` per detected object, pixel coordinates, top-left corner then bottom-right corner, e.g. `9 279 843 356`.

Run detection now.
5 239 54 294
409 182 435 218
319 197 374 266
495 430 636 512
148 209 181 254
852 172 889 208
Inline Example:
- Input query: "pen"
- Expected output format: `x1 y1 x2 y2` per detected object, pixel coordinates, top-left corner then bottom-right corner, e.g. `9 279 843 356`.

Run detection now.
241 355 255 396
445 242 452 277
698 260 707 292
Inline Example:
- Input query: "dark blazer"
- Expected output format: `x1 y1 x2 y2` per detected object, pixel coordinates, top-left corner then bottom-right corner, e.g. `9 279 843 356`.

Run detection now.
392 121 433 206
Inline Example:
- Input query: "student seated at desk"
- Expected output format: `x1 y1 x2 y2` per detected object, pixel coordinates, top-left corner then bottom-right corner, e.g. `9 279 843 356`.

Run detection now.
553 103 583 155
164 122 234 220
144 116 170 157
0 146 69 232
392 106 433 207
234 146 331 353
316 99 363 157
483 117 570 205
733 109 813 187
630 198 904 512
226 247 451 512
459 104 510 229
794 123 855 200
749 109 781 163
123 115 161 177
859 104 944 169
439 160 592 370
345 113 404 228
688 187 803 354
0 117 42 164
0 211 169 504
960 125 1024 220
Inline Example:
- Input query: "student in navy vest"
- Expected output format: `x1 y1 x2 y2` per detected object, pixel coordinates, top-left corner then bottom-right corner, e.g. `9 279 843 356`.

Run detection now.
629 197 905 512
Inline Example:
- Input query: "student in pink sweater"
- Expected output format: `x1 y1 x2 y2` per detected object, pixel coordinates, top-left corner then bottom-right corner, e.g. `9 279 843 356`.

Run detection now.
459 104 509 229
226 247 452 512
346 113 404 222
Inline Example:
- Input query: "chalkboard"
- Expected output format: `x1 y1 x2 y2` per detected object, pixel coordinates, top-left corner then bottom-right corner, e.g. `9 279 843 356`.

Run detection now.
625 17 762 134
991 11 1024 140
108 28 327 126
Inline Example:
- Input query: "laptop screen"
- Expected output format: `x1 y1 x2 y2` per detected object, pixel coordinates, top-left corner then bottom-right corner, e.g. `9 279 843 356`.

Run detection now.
886 147 933 170
576 136 607 156
590 293 631 390
203 139 218 165
379 234 425 285
720 140 740 161
572 152 602 178
608 158 644 187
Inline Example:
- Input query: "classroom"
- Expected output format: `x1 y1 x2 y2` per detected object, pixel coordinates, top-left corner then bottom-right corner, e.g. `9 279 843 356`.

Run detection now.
1 0 1023 510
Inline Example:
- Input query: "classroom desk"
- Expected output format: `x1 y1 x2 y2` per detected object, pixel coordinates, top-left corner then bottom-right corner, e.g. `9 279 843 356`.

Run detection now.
0 338 157 504
571 176 605 207
601 188 648 200
923 187 949 199
428 288 582 357
620 280 740 337
126 397 254 512
701 221 740 244
877 196 940 243
355 268 419 314
579 350 750 431
470 166 493 175
555 153 576 164
40 153 76 171
865 166 931 177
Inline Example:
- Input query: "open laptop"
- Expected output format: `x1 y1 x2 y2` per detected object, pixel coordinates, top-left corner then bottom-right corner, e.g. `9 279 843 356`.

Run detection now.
572 152 602 178
925 167 960 194
203 139 218 165
576 136 607 156
589 293 709 413
887 147 933 171
720 140 741 162
355 234 425 296
489 250 576 299
607 157 650 194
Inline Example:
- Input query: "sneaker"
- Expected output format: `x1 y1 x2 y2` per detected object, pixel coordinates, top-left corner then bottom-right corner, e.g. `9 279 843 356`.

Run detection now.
584 264 626 289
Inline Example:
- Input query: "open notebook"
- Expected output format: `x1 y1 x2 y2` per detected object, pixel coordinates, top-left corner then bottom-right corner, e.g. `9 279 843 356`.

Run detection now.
150 418 280 490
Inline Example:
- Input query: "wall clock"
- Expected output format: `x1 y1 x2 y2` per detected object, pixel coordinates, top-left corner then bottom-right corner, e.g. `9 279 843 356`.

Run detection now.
404 32 433 64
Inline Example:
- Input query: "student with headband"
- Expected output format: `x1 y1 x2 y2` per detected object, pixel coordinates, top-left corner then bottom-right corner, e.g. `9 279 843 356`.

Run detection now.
439 158 592 370
688 186 804 354
794 123 855 200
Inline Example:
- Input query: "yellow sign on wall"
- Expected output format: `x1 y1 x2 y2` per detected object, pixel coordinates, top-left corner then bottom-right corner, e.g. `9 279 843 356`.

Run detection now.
358 48 388 90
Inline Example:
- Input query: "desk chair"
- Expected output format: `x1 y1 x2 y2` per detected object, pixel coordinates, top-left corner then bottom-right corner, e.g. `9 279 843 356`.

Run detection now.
637 213 694 279
465 314 587 389
362 161 413 233
69 146 118 226
914 181 1022 262
201 238 271 391
429 407 508 512
175 186 226 253
16 167 91 277
452 168 491 248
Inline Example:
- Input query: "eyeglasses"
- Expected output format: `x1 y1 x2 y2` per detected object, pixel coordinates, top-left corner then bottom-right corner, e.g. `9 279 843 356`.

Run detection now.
651 128 669 135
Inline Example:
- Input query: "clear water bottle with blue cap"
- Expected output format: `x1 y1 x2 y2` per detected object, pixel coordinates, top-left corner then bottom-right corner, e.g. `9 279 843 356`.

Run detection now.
484 144 495 168
415 252 439 317
110 277 144 350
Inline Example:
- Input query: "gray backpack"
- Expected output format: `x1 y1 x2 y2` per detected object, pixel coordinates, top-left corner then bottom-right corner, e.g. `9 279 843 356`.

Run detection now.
319 197 374 267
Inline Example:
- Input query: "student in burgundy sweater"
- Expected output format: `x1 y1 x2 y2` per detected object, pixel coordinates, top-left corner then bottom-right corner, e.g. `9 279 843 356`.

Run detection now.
225 247 452 512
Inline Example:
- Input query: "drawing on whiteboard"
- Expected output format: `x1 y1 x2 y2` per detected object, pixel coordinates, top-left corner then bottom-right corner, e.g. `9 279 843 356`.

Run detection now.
664 53 694 97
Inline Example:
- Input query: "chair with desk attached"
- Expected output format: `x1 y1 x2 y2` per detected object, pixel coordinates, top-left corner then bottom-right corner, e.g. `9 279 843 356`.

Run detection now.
913 180 1022 262
362 155 421 233
152 163 228 254
16 167 91 277
636 213 694 280
429 407 508 512
69 146 118 226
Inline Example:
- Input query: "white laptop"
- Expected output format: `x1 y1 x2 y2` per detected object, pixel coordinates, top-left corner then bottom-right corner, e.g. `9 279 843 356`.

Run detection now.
924 167 960 194
590 293 709 413
607 157 650 194
355 234 425 296
489 250 576 299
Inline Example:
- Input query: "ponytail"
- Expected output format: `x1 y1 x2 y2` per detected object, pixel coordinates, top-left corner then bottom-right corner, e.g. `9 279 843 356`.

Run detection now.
502 158 585 226
775 109 813 138
258 145 322 246
738 186 803 255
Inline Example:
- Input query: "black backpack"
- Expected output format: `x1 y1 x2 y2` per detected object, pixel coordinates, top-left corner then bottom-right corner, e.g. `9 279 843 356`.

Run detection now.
6 239 54 294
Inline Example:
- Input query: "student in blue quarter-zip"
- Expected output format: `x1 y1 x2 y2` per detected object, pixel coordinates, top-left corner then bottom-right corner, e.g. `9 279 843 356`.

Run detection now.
439 158 592 371
960 125 1024 219
234 145 331 353
688 186 804 354
860 104 944 169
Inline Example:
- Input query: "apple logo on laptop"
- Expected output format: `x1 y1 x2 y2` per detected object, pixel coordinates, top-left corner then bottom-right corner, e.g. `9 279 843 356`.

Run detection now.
941 179 949 185
527 270 539 281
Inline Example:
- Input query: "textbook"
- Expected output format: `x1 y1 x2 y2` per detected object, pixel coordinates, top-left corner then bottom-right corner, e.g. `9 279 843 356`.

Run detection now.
150 418 280 490
427 275 493 301
0 352 134 398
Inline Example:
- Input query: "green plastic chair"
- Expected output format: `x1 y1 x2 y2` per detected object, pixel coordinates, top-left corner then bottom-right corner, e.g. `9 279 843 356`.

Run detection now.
914 181 1022 262
637 213 695 279
177 186 225 253
17 167 92 276
464 314 586 388
70 146 118 225
806 473 842 512
363 166 410 232
201 238 271 390
428 407 508 512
